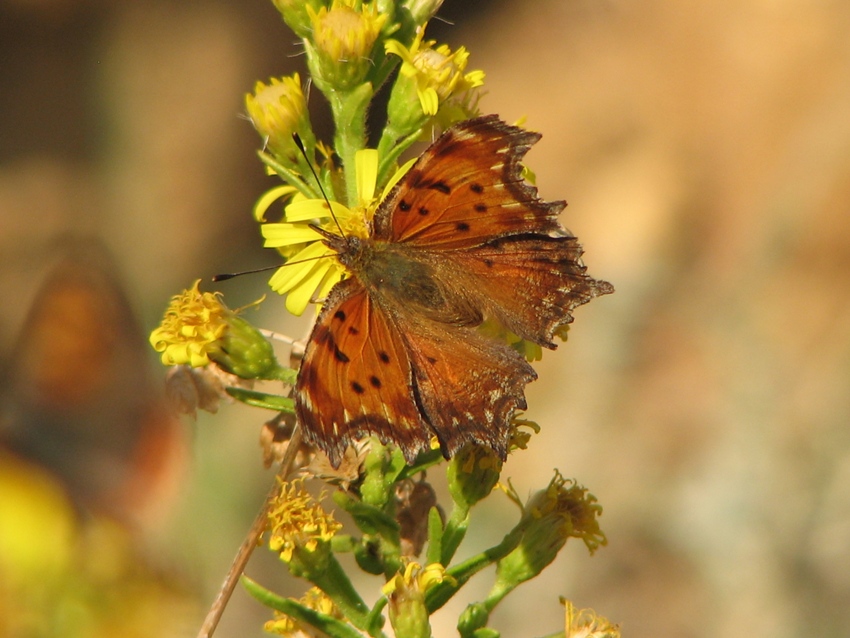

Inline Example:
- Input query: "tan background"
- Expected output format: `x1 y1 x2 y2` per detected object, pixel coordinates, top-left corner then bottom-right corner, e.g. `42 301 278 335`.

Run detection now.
2 1 849 636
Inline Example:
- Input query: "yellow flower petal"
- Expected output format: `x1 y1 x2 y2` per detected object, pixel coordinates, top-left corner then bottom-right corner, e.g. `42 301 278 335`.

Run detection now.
355 148 379 206
284 198 351 223
262 223 324 247
268 242 333 294
254 185 299 222
285 260 333 316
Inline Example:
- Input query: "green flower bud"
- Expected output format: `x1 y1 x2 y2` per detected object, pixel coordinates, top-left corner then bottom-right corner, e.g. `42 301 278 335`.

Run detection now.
447 444 502 509
245 73 315 168
492 473 606 599
270 0 322 39
305 2 389 92
212 315 282 380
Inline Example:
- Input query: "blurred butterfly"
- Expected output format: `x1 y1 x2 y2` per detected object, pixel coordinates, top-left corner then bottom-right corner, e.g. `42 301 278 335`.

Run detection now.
0 239 185 526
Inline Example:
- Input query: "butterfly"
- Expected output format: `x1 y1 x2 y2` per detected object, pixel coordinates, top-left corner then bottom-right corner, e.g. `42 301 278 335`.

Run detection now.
295 115 613 467
0 240 185 524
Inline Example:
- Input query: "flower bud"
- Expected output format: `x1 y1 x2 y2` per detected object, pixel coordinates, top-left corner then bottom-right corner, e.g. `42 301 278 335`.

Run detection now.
245 73 314 166
149 281 285 380
493 473 606 596
306 2 389 92
447 444 501 509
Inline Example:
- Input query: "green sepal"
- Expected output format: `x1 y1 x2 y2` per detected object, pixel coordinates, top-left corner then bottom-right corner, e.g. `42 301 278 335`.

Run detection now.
225 387 295 413
425 506 444 566
333 490 400 538
241 576 363 638
353 537 386 575
457 602 490 638
360 441 407 509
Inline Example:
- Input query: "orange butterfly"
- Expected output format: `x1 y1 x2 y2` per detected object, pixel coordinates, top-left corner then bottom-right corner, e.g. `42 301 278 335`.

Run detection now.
296 116 613 466
0 241 185 524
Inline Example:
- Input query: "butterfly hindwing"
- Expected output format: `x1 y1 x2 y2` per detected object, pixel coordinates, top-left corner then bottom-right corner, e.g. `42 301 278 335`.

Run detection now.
397 312 537 460
438 234 615 348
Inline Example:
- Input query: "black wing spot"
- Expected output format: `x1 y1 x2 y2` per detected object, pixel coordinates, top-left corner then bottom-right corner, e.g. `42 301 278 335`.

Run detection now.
399 200 411 212
348 326 360 336
369 375 381 388
418 206 429 216
333 344 350 363
429 180 451 194
351 381 365 394
470 183 484 194
333 310 346 322
426 356 438 364
483 258 494 268
456 222 470 232
474 203 487 213
378 351 391 364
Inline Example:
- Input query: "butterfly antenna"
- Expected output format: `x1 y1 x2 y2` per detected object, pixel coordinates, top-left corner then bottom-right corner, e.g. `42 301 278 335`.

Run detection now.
213 254 333 282
292 133 348 243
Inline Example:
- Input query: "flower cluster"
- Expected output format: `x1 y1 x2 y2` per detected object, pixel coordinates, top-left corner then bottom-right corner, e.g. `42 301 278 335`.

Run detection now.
148 280 287 381
149 280 229 368
267 479 342 564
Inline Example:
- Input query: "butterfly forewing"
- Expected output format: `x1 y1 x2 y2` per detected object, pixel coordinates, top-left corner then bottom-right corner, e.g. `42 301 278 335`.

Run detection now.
295 278 427 466
374 115 564 248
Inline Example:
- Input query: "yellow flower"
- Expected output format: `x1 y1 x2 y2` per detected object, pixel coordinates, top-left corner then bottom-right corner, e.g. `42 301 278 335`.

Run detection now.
508 415 540 452
494 473 606 596
526 471 607 555
385 26 485 120
150 281 284 379
562 598 620 638
245 73 313 162
382 561 454 638
260 148 414 316
382 561 452 597
264 586 341 635
149 280 230 368
306 1 390 90
267 479 342 564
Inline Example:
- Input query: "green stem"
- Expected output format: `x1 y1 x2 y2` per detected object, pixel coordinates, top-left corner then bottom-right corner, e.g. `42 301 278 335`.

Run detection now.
242 576 367 638
440 502 470 565
376 127 424 188
258 151 319 200
426 526 525 613
313 556 371 629
329 83 374 206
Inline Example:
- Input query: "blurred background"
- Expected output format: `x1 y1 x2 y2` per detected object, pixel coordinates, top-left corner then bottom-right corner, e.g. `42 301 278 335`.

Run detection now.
2 0 849 636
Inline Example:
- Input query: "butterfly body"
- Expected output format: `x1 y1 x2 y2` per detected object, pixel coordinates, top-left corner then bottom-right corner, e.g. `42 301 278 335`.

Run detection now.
296 115 613 466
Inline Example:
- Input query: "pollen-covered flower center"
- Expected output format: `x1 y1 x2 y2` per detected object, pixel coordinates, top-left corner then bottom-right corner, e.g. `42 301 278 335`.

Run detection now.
315 7 370 59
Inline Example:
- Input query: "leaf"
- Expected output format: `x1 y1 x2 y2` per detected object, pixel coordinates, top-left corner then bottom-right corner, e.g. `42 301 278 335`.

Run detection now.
225 387 295 412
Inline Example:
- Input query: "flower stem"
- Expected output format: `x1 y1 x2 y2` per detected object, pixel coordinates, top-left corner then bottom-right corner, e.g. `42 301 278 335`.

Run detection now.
329 84 374 206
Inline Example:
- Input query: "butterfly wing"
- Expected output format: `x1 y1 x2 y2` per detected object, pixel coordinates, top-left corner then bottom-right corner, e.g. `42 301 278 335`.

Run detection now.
398 312 537 461
295 278 428 466
373 114 564 247
441 234 615 347
374 114 613 347
296 277 536 465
